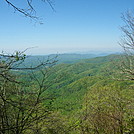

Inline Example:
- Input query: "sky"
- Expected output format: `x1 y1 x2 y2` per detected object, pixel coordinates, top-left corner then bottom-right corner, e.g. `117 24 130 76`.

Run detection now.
0 0 134 55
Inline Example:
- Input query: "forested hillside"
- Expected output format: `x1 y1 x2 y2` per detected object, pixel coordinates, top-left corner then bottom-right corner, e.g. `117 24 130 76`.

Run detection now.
1 53 133 134
42 54 120 114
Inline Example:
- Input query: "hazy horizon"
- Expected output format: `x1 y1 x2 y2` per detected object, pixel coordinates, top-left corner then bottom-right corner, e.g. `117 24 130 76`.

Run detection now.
0 47 121 56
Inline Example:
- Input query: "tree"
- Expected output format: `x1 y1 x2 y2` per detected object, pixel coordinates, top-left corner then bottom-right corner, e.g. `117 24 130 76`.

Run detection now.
0 51 58 134
117 11 134 80
79 82 134 134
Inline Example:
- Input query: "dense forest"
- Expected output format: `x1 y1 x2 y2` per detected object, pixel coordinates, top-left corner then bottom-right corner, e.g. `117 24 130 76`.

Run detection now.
0 52 134 134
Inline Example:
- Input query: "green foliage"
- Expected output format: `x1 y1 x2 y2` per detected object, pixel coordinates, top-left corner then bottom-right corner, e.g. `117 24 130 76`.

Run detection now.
78 82 134 134
1 53 134 134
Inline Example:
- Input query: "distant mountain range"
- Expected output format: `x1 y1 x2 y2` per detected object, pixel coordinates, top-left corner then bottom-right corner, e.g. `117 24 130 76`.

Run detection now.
22 52 120 66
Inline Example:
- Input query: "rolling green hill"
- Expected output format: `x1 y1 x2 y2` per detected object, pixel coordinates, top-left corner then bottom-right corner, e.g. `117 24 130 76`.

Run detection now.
2 53 134 134
13 54 133 116
38 54 128 115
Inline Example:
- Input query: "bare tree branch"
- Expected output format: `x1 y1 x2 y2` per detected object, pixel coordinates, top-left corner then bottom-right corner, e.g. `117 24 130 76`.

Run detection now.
116 11 134 80
4 0 54 21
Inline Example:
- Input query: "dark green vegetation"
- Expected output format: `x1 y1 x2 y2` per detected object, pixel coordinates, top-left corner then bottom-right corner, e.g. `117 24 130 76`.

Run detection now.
43 55 119 114
45 54 134 134
0 53 134 134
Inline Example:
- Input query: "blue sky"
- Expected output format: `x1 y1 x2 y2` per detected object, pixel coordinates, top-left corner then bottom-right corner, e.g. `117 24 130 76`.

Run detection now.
0 0 134 55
